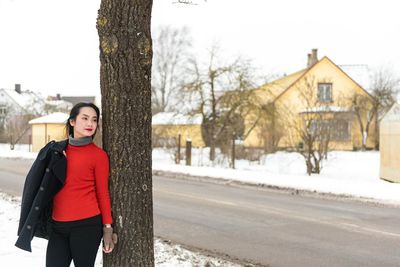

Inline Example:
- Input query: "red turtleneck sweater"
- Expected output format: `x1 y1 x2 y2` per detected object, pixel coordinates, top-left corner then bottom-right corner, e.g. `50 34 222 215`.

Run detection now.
52 142 113 224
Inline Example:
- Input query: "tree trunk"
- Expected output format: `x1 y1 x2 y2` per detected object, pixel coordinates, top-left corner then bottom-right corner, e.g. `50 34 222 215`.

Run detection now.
362 131 367 151
209 138 216 161
97 1 154 266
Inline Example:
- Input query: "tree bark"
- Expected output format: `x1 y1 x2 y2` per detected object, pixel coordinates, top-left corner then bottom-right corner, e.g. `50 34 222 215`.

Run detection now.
97 1 154 266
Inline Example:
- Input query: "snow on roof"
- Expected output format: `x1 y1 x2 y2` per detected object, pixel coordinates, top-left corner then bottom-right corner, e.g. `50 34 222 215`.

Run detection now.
339 64 372 91
1 88 44 114
29 112 69 124
300 106 351 113
3 88 32 107
152 112 202 125
45 99 71 105
381 103 400 122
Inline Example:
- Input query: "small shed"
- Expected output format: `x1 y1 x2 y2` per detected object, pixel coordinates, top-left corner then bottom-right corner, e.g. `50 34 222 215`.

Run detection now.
152 112 205 148
380 103 400 183
29 112 69 152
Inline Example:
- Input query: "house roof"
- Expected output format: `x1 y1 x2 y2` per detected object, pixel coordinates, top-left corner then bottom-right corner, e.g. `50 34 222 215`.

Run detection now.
0 88 44 114
152 112 202 125
29 112 69 124
255 69 307 102
381 103 400 122
61 96 96 106
45 99 73 107
256 56 374 103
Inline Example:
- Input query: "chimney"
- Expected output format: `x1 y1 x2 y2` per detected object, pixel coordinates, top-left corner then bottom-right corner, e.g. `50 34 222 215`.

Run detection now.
311 48 318 65
307 53 312 67
56 93 61 100
15 84 21 94
307 49 318 67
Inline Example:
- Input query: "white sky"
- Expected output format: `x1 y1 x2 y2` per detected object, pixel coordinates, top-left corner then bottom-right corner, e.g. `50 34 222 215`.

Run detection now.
0 0 399 97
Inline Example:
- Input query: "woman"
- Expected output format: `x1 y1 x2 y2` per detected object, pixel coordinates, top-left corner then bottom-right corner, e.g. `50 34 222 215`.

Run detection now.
15 102 117 267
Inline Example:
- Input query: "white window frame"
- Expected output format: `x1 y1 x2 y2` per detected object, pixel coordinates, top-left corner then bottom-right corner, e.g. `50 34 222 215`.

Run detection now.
318 83 332 102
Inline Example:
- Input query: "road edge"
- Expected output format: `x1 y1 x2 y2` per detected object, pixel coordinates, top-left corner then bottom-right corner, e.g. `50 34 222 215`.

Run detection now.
153 169 400 207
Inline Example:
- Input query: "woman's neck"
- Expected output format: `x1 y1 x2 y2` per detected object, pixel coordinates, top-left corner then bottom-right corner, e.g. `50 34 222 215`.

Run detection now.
68 134 93 146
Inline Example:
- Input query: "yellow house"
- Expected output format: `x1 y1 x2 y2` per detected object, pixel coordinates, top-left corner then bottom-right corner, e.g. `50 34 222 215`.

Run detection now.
29 112 69 152
244 49 377 151
152 112 205 148
29 112 104 152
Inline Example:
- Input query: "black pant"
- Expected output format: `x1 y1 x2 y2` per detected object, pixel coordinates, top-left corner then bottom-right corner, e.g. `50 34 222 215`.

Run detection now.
46 214 103 267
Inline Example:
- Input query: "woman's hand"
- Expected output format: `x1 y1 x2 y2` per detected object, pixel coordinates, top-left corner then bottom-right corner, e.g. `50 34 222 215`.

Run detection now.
102 226 118 253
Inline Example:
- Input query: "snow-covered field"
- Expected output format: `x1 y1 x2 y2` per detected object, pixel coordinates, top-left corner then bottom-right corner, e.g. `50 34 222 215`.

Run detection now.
152 147 400 205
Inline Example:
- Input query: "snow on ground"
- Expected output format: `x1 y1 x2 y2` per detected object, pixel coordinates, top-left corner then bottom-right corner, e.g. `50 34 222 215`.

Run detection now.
152 147 400 205
0 143 37 159
0 192 241 267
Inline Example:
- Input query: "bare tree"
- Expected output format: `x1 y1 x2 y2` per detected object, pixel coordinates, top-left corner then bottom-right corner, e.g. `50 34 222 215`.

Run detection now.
1 94 43 146
279 76 334 175
350 92 377 150
351 67 399 150
97 0 154 266
183 46 258 161
151 26 192 114
370 66 400 119
7 113 36 149
368 66 400 149
0 103 12 142
241 91 284 153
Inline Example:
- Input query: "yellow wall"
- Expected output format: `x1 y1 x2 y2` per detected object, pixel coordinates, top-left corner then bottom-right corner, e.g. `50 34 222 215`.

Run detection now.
380 112 400 182
31 123 67 152
244 57 377 150
152 124 205 148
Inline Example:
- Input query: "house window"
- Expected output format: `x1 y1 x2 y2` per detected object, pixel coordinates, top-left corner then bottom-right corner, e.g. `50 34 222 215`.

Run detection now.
331 119 350 141
309 119 350 141
0 106 7 116
318 83 332 102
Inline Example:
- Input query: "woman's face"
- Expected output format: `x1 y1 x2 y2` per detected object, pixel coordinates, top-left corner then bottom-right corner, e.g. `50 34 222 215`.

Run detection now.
69 107 98 138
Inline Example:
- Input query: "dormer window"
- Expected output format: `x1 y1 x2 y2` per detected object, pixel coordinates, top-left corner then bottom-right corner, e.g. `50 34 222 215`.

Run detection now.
318 83 332 102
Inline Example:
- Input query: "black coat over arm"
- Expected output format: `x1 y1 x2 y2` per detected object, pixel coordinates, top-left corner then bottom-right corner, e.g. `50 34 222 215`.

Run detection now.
15 139 68 252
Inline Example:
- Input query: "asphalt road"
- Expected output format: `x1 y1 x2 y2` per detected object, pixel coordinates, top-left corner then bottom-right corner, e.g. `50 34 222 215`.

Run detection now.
1 158 400 267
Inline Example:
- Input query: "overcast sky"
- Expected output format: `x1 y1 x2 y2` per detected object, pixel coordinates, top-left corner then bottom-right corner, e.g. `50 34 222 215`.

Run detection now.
0 0 399 97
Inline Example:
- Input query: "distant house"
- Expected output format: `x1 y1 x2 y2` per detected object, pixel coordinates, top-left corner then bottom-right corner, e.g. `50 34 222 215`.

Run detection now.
244 49 377 151
29 111 104 152
44 94 73 114
29 112 69 152
45 94 100 112
0 84 45 143
59 96 96 106
0 84 44 117
152 112 205 148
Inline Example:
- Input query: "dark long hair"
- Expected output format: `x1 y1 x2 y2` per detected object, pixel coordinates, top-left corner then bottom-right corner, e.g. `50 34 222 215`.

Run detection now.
65 102 100 139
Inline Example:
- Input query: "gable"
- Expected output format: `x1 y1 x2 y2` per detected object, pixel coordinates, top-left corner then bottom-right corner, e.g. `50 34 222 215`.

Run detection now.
0 88 24 112
274 56 374 104
0 88 46 115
